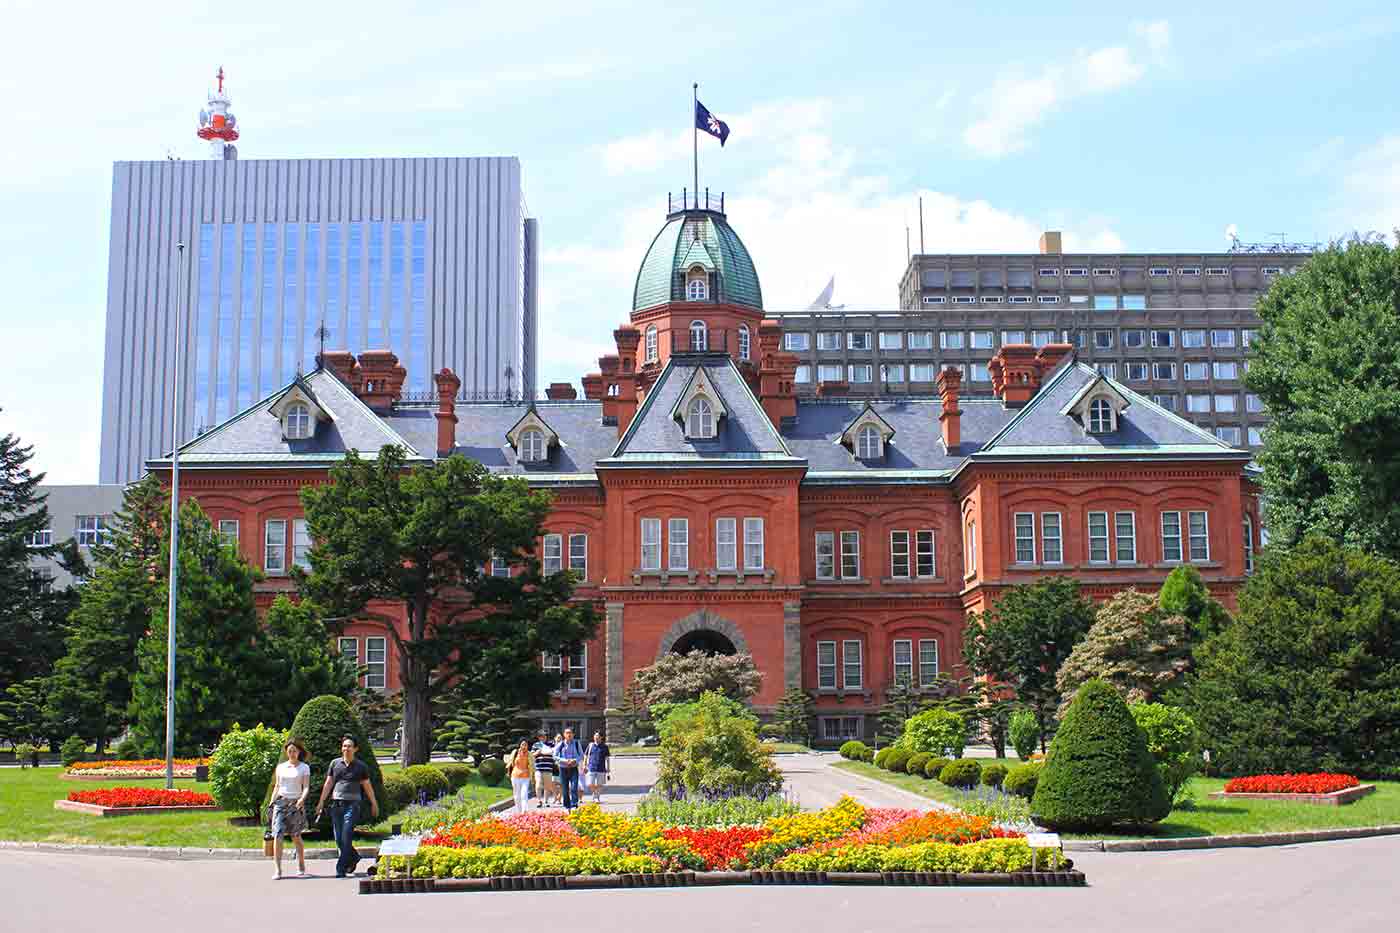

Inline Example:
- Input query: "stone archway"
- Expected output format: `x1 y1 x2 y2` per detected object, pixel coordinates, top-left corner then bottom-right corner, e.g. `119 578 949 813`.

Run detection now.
655 609 751 661
672 628 737 656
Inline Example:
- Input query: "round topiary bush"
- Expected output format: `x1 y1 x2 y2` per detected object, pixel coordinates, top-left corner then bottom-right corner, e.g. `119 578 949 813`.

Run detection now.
924 756 952 779
437 762 475 791
939 758 982 788
899 708 966 758
1010 709 1040 760
839 740 868 760
60 735 87 768
402 764 452 803
382 773 416 815
884 748 912 773
873 748 892 769
1003 761 1043 798
905 752 932 777
114 737 140 759
285 695 386 832
862 747 876 762
477 756 506 787
1032 679 1170 831
210 723 285 819
981 763 1010 788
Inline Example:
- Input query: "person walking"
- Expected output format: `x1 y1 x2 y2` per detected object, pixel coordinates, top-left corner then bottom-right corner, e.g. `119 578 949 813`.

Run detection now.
583 731 611 805
532 733 557 808
554 727 583 810
266 739 311 880
314 735 380 879
509 740 533 814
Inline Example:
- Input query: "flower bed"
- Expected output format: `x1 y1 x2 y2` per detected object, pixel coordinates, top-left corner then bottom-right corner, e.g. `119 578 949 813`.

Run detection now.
1223 773 1359 795
64 758 209 779
55 786 219 818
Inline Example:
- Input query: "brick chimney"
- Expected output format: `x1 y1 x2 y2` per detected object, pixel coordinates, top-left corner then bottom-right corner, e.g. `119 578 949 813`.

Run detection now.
756 319 798 429
1039 230 1063 255
321 351 359 389
598 354 621 425
989 344 1042 407
937 366 962 451
817 380 850 398
356 350 408 411
1034 342 1074 377
433 368 461 456
581 373 605 400
611 327 641 435
545 382 578 400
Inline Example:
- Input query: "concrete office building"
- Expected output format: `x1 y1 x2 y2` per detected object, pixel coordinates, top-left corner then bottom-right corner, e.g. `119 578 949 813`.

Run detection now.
99 154 538 484
26 485 127 588
776 231 1312 452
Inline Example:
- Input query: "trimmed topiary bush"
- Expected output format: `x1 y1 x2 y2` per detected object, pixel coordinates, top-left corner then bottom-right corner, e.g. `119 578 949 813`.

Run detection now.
883 748 912 773
981 763 1009 788
873 747 892 769
437 762 475 791
1032 679 1170 831
1003 761 1043 798
477 756 506 786
899 708 965 758
838 740 868 760
60 735 87 768
924 756 952 779
1010 709 1040 760
285 694 386 832
402 764 451 803
905 752 932 777
859 746 875 763
939 758 982 788
210 723 285 820
382 773 416 815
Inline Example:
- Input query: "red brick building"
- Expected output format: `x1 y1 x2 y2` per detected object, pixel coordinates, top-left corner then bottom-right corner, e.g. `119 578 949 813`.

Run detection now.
151 202 1260 744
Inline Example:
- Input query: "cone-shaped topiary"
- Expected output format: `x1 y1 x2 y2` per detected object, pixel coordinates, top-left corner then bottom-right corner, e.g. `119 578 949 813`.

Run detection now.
1031 679 1170 831
286 694 386 833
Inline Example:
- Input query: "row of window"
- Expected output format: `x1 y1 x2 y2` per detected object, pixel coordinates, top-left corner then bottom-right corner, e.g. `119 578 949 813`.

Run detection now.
815 638 940 691
814 530 936 581
643 322 751 363
921 266 1288 288
216 518 312 574
638 518 765 572
787 328 1257 354
338 636 387 689
794 358 1263 392
543 646 588 693
1008 510 1211 566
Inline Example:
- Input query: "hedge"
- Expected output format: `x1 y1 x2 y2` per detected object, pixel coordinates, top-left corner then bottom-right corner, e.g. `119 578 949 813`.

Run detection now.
924 756 952 780
402 764 452 803
437 763 475 791
905 752 932 777
939 759 982 788
981 763 1009 788
839 740 869 760
1003 761 1043 799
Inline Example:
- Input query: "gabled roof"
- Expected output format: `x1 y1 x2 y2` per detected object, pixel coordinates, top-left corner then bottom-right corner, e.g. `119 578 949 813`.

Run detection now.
669 365 730 425
267 374 333 424
839 403 896 446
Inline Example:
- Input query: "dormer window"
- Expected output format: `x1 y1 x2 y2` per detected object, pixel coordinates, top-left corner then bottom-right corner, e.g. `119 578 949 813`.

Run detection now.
687 396 715 438
269 378 330 442
857 425 882 459
285 403 312 440
506 408 559 464
520 428 547 462
1087 397 1114 433
671 364 729 438
690 320 708 351
688 278 708 300
839 403 895 461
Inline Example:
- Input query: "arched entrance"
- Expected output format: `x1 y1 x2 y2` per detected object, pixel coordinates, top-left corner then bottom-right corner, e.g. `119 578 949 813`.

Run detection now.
671 628 737 656
655 609 751 661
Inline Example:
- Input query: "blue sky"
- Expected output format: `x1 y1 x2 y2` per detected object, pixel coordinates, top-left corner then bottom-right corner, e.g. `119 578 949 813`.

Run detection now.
1 0 1397 483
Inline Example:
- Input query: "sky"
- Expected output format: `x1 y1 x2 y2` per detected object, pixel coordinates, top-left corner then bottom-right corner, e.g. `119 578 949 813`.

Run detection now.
1 0 1397 484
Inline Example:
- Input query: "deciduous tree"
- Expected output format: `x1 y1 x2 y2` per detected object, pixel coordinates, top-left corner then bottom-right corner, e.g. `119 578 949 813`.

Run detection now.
1055 589 1192 716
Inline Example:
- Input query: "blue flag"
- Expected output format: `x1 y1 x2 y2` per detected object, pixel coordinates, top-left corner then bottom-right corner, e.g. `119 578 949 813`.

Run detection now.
695 100 730 146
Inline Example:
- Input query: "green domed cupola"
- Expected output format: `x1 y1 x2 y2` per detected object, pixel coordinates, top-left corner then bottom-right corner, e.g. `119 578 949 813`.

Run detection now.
632 196 763 313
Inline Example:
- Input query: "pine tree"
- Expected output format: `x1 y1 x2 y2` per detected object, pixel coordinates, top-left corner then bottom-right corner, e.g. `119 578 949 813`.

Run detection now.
435 695 531 764
878 677 932 744
773 687 814 745
248 595 360 729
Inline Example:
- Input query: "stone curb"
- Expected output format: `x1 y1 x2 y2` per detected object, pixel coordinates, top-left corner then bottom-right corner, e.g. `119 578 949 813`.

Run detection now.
1063 824 1400 852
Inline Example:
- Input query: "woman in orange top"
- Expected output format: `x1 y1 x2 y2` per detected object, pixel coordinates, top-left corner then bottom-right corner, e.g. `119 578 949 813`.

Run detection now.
509 740 533 814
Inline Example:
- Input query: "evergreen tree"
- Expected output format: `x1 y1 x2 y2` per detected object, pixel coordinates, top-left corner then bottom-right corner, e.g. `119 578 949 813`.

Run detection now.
1158 564 1232 642
878 678 933 745
774 687 815 745
631 650 762 707
249 595 360 730
436 695 531 764
617 679 653 743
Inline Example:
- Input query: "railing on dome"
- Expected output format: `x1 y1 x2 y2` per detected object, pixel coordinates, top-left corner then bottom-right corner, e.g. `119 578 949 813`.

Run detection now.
668 189 726 214
396 389 527 406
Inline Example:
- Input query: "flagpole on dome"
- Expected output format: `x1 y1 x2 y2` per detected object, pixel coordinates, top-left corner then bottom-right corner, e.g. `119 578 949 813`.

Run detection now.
692 82 699 207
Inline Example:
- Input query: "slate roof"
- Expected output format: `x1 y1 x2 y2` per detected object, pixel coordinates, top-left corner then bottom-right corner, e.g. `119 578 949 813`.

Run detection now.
632 210 763 312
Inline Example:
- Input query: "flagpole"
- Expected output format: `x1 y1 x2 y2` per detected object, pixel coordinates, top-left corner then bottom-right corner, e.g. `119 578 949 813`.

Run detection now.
692 82 699 208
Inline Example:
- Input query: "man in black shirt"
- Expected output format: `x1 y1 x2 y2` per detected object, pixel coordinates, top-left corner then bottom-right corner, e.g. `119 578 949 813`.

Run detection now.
314 736 380 878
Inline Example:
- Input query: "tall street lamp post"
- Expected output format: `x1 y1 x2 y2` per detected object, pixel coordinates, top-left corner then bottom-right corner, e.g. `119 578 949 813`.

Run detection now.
164 242 187 790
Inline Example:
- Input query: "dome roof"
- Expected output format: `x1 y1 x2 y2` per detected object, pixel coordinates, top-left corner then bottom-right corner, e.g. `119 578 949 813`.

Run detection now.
632 210 763 312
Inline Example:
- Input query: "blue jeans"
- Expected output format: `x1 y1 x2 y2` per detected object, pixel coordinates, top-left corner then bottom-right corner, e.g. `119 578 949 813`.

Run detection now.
330 801 360 876
558 765 580 809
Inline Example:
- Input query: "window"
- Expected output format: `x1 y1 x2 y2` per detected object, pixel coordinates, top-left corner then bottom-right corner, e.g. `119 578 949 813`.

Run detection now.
1152 393 1178 410
1087 510 1107 564
1093 295 1117 311
982 296 1003 304
1014 513 1035 563
76 515 107 547
543 533 563 574
857 425 882 458
339 637 358 667
1042 513 1063 564
1248 427 1264 447
970 363 990 382
980 269 1004 287
965 520 977 575
1161 512 1183 562
1093 267 1117 277
1122 295 1147 310
1151 329 1175 348
744 517 765 571
1153 362 1177 381
568 533 587 579
891 531 910 578
785 332 809 351
879 331 903 350
1009 269 1033 287
1010 295 1032 304
1182 329 1206 348
840 531 861 579
641 518 661 570
842 640 863 689
1038 295 1061 304
686 276 708 301
817 332 841 351
1179 267 1201 276
848 331 873 351
909 331 933 350
716 518 736 571
364 637 386 689
970 331 993 349
910 363 936 382
1206 267 1229 277
1066 267 1088 277
916 530 935 577
922 269 947 287
817 641 837 689
1149 266 1171 277
26 528 53 548
1188 511 1209 561
490 555 510 577
1126 362 1149 381
1123 329 1146 348
939 331 964 350
1262 266 1283 276
1032 329 1056 347
1039 267 1059 277
1246 394 1263 413
668 518 689 571
217 519 239 549
922 296 946 305
821 716 863 739
1242 329 1258 347
918 640 939 686
687 397 716 438
645 325 658 363
566 646 587 692
880 364 904 383
1094 330 1114 349
1186 394 1211 413
1214 394 1237 413
952 296 976 304
1211 329 1236 348
1184 362 1208 380
292 518 312 570
264 519 286 573
795 365 811 384
285 402 312 439
689 320 707 350
815 531 836 580
1244 516 1255 574
520 428 547 462
1002 330 1025 345
1214 361 1238 380
738 325 750 361
1114 512 1136 563
893 639 912 684
1088 398 1113 433
847 364 873 384
818 364 842 382
1215 426 1242 446
951 270 975 287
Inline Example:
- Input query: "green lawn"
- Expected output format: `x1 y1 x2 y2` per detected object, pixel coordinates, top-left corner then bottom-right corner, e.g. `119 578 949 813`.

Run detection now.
833 760 1400 838
0 765 509 849
611 742 810 757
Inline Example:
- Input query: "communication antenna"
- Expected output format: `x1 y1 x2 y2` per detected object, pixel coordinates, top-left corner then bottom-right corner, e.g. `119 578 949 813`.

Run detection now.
1225 224 1239 248
314 322 330 368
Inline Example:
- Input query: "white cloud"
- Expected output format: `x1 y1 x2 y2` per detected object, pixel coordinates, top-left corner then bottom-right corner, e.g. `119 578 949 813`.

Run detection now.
1337 135 1400 242
962 25 1168 158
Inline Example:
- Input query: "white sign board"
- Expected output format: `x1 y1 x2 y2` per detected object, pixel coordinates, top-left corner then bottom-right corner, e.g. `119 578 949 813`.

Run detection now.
1026 832 1061 849
378 836 421 857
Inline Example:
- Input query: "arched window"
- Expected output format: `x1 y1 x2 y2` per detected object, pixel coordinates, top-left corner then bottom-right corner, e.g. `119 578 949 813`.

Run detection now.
1243 515 1254 574
687 276 708 301
687 397 715 438
738 324 750 361
1087 397 1113 433
607 383 619 397
689 320 708 351
520 428 546 462
644 325 658 363
856 425 882 459
285 402 311 440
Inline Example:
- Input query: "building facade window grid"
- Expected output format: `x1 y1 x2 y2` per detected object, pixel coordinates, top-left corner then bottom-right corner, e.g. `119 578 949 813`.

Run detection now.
264 519 286 574
668 517 689 571
1042 513 1062 564
716 518 736 571
842 640 863 688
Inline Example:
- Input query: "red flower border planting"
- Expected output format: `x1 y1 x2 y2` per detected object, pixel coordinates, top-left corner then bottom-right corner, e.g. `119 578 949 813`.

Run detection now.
1224 773 1359 795
55 786 219 818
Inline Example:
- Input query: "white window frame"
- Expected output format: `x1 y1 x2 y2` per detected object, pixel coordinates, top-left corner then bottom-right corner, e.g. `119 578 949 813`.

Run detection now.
641 518 661 571
893 639 913 685
847 364 873 384
292 518 312 570
688 278 708 301
743 517 765 571
982 295 1003 304
1065 267 1088 277
815 531 836 580
1013 512 1036 564
922 295 946 305
840 531 861 579
285 402 312 440
1126 362 1149 382
76 514 105 547
1088 398 1113 433
1182 329 1207 349
1149 266 1171 277
566 645 587 692
521 428 546 462
716 517 737 571
1151 329 1176 348
568 533 588 580
915 530 935 578
847 331 873 351
1037 295 1061 304
1041 512 1063 565
1206 266 1229 276
264 519 287 574
939 331 964 350
880 363 904 383
1153 362 1177 381
842 639 863 689
490 555 510 578
952 296 976 304
908 331 933 350
689 319 708 350
817 364 842 383
910 363 935 382
1178 266 1201 276
687 397 715 438
365 636 387 689
1003 329 1025 345
1161 511 1183 563
817 640 837 689
1088 511 1110 564
784 332 810 351
1243 516 1255 574
338 637 358 668
817 331 842 351
970 330 994 349
26 528 54 548
1114 511 1137 564
879 331 903 350
217 519 239 550
857 425 882 459
738 324 750 361
890 530 911 578
1188 511 1210 562
918 639 939 686
1214 361 1238 380
644 325 658 363
543 533 564 574
668 517 689 571
1211 329 1237 348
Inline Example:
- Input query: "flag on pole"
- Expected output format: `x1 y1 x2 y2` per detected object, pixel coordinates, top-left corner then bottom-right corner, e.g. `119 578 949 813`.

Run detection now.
695 100 730 146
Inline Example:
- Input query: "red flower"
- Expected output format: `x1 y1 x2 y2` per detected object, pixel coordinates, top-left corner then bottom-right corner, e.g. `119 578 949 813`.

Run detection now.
1224 773 1359 795
67 787 215 808
661 827 772 870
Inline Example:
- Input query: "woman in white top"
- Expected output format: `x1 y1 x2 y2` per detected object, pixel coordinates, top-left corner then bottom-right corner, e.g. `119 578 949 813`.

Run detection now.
266 739 311 879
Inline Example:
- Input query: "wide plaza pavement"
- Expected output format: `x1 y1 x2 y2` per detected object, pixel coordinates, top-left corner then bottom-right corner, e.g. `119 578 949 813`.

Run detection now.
6 754 1394 933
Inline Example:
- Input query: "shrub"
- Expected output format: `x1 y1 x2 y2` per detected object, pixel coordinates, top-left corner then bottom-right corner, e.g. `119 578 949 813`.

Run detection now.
113 737 140 759
947 785 1034 826
1032 680 1169 831
1056 589 1192 716
1003 761 1043 799
209 723 285 819
13 743 37 766
981 763 1009 788
437 763 475 791
883 748 911 773
873 748 892 769
939 759 982 788
924 756 951 779
285 695 385 832
905 752 932 777
60 735 87 767
382 773 416 814
860 747 876 763
899 708 965 758
1009 709 1039 760
656 692 782 798
1130 703 1201 806
477 756 506 787
759 723 785 740
402 764 452 803
838 740 868 760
